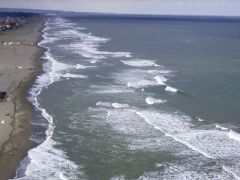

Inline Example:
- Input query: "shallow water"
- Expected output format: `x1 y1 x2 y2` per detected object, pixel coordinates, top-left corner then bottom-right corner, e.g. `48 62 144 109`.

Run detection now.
15 16 240 179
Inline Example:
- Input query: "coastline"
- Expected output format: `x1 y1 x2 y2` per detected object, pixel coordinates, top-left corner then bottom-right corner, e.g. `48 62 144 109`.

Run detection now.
0 16 44 179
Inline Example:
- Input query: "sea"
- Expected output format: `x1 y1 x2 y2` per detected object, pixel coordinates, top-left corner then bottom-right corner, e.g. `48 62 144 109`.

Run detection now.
14 15 240 180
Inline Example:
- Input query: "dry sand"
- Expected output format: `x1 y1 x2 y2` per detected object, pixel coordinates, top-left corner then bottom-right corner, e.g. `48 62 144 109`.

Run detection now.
0 16 43 179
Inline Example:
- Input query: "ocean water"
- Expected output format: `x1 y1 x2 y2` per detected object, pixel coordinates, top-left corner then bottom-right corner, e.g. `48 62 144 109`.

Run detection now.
14 16 240 179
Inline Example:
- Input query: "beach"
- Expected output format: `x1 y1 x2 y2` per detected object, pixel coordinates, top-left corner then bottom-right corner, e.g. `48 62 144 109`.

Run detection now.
0 14 238 179
0 16 43 179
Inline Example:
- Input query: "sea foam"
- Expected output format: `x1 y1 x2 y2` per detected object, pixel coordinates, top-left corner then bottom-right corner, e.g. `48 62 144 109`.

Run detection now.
58 29 131 60
96 101 129 109
145 97 166 105
228 130 240 142
165 85 178 93
111 103 129 109
14 17 85 180
121 59 160 67
135 110 240 178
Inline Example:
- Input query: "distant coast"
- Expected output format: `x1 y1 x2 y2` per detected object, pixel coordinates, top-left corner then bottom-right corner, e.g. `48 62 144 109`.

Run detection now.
0 15 44 179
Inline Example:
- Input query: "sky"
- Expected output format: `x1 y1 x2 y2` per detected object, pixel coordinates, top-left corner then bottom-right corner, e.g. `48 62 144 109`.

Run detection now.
0 0 240 16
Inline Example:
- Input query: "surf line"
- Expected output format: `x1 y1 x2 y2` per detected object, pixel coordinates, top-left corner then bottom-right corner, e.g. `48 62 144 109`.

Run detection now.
136 111 240 179
222 166 240 180
135 112 213 159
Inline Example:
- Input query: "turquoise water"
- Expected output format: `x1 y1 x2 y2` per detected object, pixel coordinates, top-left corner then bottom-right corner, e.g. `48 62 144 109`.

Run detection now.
16 16 240 179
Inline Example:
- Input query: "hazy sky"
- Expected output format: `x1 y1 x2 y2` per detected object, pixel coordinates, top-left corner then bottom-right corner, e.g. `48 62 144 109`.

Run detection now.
0 0 240 16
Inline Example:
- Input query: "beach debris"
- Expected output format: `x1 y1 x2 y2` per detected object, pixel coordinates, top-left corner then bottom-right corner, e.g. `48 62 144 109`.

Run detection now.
0 17 23 32
0 41 33 46
1 120 5 124
17 66 23 69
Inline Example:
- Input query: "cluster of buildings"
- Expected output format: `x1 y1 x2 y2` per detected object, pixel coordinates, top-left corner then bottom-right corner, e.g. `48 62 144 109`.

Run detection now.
0 17 23 32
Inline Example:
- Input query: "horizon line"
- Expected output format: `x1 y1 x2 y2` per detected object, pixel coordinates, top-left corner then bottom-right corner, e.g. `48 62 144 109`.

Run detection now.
1 7 240 21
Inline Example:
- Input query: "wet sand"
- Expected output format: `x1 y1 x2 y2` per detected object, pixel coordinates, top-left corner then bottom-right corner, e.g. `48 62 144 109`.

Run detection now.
0 16 43 179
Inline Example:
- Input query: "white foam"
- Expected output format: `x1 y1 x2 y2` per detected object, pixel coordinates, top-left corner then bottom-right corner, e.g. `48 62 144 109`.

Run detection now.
58 29 131 60
96 101 112 108
222 166 240 180
15 18 85 179
228 130 240 142
121 59 160 67
215 124 229 131
41 33 59 43
165 85 178 93
75 64 97 69
145 97 166 105
62 42 131 60
90 59 98 64
90 85 134 94
96 101 129 109
43 50 74 83
154 75 167 86
197 117 205 122
135 111 213 158
62 73 87 79
135 110 240 178
147 69 172 74
111 103 129 109
138 164 234 180
58 29 107 42
76 64 88 69
114 69 169 89
127 80 159 88
110 175 126 180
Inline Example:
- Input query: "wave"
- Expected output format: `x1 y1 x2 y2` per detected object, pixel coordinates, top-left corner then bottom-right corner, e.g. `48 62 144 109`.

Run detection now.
89 59 98 64
228 130 240 142
127 79 160 88
14 18 85 179
145 97 166 105
90 85 134 94
90 98 240 179
136 110 240 179
147 69 172 74
215 124 229 131
61 41 131 60
96 101 129 109
137 163 234 180
112 67 176 90
96 101 112 108
121 59 161 67
62 73 88 79
111 103 129 109
153 75 167 86
75 64 96 69
165 85 179 93
113 69 169 89
57 29 131 60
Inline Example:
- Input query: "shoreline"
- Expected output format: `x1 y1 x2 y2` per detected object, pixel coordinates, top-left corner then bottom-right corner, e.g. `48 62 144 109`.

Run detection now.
0 16 44 179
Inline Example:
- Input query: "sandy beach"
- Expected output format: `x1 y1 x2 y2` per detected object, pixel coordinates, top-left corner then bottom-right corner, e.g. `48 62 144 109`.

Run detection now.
0 16 43 179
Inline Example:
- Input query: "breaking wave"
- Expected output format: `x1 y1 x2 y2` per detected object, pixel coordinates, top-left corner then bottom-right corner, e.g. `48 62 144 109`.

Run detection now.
14 17 86 180
121 59 161 67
